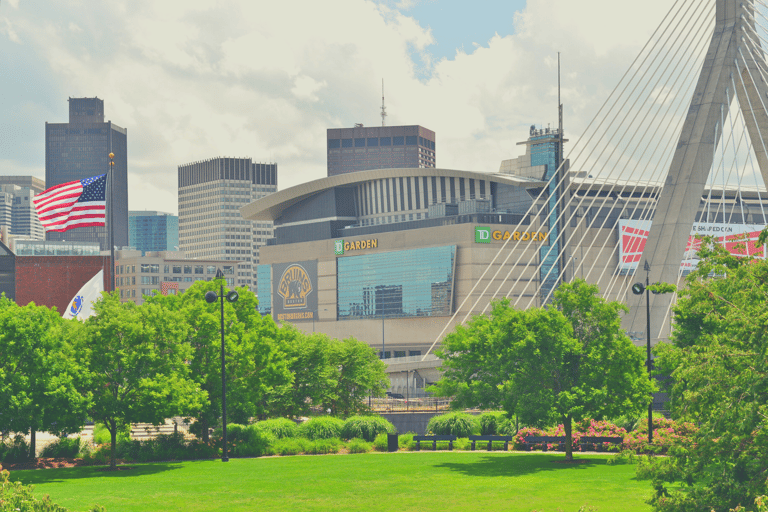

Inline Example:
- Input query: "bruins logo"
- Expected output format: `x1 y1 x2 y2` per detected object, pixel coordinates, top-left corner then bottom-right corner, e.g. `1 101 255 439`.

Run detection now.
278 264 313 309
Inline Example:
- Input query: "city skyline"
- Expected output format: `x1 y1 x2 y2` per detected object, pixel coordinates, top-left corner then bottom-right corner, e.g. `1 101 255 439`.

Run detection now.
1 1 672 215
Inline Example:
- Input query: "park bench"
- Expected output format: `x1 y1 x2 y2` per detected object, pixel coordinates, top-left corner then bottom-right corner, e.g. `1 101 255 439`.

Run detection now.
413 435 456 451
521 435 624 451
468 435 514 451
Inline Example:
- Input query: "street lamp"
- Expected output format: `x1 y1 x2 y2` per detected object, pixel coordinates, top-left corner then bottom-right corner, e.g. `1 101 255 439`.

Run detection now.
631 260 662 445
205 268 239 462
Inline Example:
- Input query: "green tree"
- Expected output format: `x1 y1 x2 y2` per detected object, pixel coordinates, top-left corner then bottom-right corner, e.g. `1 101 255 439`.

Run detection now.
147 280 291 441
270 327 389 417
75 293 204 468
650 239 768 510
434 279 653 460
0 297 89 459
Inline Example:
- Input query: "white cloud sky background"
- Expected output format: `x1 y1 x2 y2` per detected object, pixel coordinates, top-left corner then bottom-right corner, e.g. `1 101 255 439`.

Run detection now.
0 0 670 215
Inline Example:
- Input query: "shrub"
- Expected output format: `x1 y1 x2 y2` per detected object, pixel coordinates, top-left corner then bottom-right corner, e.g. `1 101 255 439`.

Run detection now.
40 437 89 459
622 416 697 455
478 412 507 436
372 433 389 452
81 444 114 466
497 417 519 436
426 412 478 437
255 418 298 439
305 438 342 455
342 415 395 441
267 437 311 456
298 416 345 440
0 435 31 463
346 438 371 454
398 432 416 451
213 424 272 458
454 438 472 450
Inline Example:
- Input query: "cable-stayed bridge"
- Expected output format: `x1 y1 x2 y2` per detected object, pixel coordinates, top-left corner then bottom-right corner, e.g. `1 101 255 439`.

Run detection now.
425 0 768 357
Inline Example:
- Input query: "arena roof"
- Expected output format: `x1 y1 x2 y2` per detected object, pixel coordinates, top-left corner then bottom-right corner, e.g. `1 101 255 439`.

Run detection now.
239 168 547 222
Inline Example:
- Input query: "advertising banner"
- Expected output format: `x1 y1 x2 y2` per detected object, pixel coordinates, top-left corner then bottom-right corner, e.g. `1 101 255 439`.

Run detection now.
271 260 318 322
618 220 766 273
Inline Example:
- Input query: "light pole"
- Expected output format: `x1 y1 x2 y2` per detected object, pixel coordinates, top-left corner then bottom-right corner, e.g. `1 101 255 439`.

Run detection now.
205 268 239 462
632 261 661 445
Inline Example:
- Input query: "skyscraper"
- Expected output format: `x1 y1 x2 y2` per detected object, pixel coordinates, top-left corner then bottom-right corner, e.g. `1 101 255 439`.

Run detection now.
128 211 179 255
177 157 277 291
0 181 45 241
45 97 128 250
327 125 435 176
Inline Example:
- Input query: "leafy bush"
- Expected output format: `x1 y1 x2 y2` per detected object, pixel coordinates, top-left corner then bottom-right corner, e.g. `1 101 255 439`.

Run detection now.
346 438 371 454
372 433 389 452
305 438 342 455
40 437 89 459
267 437 311 456
255 418 299 439
622 416 697 455
478 412 507 436
398 432 416 451
454 438 472 450
0 435 31 463
342 415 395 441
213 424 272 458
81 444 114 466
298 416 345 440
426 412 478 437
497 417 519 436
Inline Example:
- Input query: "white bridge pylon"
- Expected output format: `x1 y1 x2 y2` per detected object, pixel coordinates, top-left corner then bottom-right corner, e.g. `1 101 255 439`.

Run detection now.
423 0 768 360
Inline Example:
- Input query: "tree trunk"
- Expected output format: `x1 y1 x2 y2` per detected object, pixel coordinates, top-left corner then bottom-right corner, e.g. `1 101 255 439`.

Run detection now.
201 418 209 443
109 420 117 469
564 415 573 462
29 428 36 460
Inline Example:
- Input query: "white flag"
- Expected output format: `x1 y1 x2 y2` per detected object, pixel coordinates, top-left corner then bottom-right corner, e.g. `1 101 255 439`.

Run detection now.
62 269 104 320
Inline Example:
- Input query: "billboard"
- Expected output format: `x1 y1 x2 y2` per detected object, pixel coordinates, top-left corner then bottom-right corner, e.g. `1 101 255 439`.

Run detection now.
618 220 766 273
271 260 318 322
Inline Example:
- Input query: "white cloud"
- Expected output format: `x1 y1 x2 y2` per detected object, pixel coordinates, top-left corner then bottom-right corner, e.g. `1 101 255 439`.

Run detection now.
0 0 674 213
1 18 21 43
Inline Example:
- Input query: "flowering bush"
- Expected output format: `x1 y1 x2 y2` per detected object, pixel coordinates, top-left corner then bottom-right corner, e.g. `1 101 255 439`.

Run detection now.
513 426 547 450
622 416 697 454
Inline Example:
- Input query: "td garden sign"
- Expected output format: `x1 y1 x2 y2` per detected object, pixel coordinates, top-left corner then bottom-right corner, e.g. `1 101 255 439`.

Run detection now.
475 226 548 243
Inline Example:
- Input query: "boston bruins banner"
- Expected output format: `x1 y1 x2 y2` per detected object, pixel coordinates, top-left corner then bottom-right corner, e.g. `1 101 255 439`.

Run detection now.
271 260 318 322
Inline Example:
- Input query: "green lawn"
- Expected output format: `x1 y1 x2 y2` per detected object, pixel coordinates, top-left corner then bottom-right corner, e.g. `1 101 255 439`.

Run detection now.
12 452 652 512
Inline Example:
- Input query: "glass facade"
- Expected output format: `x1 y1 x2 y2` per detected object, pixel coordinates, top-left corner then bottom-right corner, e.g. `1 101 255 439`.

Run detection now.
337 246 455 320
14 240 101 256
530 133 562 302
256 264 272 316
128 211 179 255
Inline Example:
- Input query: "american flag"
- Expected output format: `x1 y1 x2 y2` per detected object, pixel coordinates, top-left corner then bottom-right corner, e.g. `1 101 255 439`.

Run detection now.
33 174 107 233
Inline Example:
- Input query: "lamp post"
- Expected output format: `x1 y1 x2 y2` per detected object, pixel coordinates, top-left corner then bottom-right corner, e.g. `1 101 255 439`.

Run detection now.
205 269 239 462
632 261 661 445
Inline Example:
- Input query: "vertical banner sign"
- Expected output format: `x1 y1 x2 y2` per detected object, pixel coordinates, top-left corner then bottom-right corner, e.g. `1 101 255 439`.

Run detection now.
618 220 767 273
272 260 318 322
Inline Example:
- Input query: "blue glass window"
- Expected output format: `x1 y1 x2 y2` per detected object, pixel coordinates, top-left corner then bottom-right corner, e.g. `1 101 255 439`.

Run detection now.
380 137 391 146
337 246 456 320
406 136 417 145
342 138 353 148
393 136 405 146
328 139 340 149
355 138 365 147
257 265 272 315
367 138 379 146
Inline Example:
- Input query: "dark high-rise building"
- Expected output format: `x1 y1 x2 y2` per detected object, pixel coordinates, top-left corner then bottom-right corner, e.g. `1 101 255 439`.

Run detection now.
45 97 128 250
128 211 179 255
327 125 435 177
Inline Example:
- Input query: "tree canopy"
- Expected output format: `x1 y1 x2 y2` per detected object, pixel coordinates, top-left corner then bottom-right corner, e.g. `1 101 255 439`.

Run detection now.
651 239 768 510
433 279 653 460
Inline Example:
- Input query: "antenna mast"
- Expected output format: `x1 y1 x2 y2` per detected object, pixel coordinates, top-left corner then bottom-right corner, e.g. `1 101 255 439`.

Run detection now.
381 79 387 126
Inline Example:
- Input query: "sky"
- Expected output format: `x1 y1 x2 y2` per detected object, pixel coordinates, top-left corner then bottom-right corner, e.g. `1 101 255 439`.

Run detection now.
0 0 671 215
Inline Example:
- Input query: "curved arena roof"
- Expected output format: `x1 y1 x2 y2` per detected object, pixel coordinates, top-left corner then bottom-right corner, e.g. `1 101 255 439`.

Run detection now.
240 167 546 222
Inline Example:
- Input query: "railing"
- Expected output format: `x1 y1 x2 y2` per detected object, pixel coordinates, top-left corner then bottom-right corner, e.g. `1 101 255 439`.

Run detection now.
368 396 453 413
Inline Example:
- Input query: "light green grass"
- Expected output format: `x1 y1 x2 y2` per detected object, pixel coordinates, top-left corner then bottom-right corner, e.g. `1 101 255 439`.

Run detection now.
12 452 652 512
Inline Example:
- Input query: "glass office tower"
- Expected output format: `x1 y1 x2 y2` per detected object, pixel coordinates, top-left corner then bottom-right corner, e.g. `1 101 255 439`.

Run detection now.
128 211 179 255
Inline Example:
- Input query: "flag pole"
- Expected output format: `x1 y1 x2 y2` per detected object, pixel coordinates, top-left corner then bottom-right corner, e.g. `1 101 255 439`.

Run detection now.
108 152 115 292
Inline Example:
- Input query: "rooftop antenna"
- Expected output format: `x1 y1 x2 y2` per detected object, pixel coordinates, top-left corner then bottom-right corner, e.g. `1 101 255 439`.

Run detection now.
381 79 387 127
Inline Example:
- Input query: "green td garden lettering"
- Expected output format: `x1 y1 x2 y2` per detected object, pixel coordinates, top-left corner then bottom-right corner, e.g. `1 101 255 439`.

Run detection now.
475 226 548 243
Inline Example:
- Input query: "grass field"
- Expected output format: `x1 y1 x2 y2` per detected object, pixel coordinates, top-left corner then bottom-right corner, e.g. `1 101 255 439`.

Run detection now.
12 452 653 512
